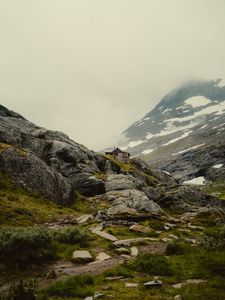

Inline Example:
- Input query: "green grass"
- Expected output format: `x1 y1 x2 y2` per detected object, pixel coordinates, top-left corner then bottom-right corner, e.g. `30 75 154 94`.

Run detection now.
0 226 55 268
104 154 134 172
42 275 94 298
0 173 79 226
131 253 173 276
203 180 225 200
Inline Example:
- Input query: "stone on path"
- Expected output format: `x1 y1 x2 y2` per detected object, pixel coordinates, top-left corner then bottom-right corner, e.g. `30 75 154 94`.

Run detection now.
95 252 111 261
120 254 131 260
186 279 207 284
174 295 182 300
130 246 138 257
168 234 179 240
172 279 206 289
161 238 172 243
129 224 152 233
76 214 94 224
116 247 130 254
125 283 139 287
106 276 124 281
72 250 93 263
144 279 163 287
113 237 157 248
172 283 185 289
93 223 104 231
91 229 118 242
185 238 198 245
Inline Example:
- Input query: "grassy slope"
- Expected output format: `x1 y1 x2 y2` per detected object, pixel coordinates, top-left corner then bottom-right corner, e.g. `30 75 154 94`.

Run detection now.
0 172 225 299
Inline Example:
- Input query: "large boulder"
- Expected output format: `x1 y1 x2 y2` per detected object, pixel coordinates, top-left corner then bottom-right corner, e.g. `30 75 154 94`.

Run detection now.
100 188 163 219
0 144 73 205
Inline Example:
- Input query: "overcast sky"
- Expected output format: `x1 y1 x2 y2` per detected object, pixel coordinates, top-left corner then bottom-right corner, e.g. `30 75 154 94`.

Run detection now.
0 0 225 150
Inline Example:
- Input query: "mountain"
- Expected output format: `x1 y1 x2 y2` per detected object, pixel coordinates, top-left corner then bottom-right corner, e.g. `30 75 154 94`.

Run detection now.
121 79 225 182
1 104 225 299
0 104 223 217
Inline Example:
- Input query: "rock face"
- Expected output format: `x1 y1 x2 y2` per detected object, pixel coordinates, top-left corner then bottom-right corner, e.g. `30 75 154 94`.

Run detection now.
0 104 223 213
0 144 73 205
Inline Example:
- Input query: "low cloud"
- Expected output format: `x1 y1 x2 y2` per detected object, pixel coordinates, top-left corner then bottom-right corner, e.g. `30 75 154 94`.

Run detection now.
0 0 225 150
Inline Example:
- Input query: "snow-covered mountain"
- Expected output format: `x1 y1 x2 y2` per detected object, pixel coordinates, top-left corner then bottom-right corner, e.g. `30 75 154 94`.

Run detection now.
120 79 225 182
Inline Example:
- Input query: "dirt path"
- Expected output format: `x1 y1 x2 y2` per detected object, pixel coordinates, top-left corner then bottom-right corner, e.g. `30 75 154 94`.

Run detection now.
37 241 166 289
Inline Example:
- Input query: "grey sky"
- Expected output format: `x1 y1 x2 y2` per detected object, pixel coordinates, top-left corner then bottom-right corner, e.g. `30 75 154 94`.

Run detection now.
0 0 225 150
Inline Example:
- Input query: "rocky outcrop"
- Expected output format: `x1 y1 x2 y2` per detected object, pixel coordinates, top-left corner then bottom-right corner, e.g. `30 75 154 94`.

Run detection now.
0 104 223 214
0 144 73 205
151 144 225 183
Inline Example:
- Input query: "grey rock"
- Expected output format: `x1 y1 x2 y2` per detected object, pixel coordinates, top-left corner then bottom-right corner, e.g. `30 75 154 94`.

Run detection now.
102 188 163 218
105 276 124 281
93 292 104 299
76 214 94 224
72 250 93 263
186 279 207 284
105 174 136 191
125 283 139 287
168 234 179 240
174 295 182 300
130 246 138 257
172 283 185 289
113 237 157 248
144 279 163 287
91 229 118 242
116 247 131 254
0 145 73 205
95 252 111 261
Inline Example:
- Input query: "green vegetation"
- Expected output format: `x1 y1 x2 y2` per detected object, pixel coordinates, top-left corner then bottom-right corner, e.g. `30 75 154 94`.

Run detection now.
104 264 133 278
94 172 108 181
165 240 197 255
104 154 134 172
203 180 225 200
53 226 93 246
0 173 78 226
0 226 54 267
0 279 37 300
131 253 173 276
43 275 94 298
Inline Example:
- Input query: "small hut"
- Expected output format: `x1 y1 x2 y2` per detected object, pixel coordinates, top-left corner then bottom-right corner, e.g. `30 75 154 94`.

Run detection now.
105 147 130 162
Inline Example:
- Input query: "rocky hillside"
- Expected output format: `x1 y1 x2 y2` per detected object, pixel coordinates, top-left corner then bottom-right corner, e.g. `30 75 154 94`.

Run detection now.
0 104 223 217
120 79 225 182
1 104 225 300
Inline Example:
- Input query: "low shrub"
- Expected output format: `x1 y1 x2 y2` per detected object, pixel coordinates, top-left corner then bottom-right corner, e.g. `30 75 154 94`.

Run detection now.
201 226 225 250
197 251 225 277
166 240 196 255
45 275 94 298
131 253 173 276
0 279 37 300
54 226 92 247
0 226 53 266
104 264 133 278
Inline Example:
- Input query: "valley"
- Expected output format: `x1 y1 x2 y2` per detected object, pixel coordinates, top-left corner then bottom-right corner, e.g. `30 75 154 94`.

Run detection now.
0 104 224 300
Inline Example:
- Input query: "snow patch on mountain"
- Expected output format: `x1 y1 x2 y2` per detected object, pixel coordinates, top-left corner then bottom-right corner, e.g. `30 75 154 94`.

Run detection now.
183 176 206 185
122 139 145 150
164 131 192 146
184 96 211 108
217 78 225 87
212 163 223 169
172 144 205 156
142 149 154 155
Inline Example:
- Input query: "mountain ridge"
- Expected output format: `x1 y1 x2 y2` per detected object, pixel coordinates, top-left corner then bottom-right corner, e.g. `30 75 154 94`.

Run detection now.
120 79 225 182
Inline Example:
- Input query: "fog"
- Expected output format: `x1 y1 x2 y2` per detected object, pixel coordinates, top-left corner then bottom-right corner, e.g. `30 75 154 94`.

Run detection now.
0 0 225 150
